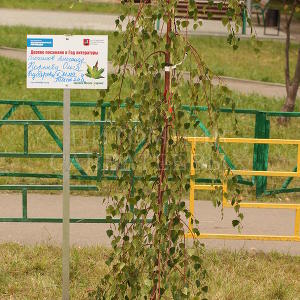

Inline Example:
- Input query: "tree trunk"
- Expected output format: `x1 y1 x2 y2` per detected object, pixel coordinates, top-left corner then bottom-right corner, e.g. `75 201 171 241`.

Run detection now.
278 0 300 125
152 2 171 299
279 48 300 125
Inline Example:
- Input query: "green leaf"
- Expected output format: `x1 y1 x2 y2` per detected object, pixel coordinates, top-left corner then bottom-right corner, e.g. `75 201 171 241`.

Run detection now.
232 219 240 227
182 20 189 28
184 122 190 129
106 229 113 237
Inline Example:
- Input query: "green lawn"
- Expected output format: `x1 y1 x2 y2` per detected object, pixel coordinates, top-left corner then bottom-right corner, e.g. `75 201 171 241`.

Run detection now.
0 243 299 299
0 25 299 84
0 0 123 14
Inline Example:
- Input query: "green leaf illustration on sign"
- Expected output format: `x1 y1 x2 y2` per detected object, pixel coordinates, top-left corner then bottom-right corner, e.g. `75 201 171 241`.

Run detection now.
85 61 104 79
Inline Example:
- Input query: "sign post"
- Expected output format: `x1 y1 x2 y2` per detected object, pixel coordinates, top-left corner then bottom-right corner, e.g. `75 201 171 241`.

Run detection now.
27 35 108 299
62 88 70 300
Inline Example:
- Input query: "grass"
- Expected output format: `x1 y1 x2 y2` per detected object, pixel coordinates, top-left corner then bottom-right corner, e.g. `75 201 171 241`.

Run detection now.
0 25 299 84
0 55 300 202
0 0 123 14
0 242 299 299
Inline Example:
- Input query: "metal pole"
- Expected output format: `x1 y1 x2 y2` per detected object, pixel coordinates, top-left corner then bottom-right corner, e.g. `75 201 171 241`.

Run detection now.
62 88 70 300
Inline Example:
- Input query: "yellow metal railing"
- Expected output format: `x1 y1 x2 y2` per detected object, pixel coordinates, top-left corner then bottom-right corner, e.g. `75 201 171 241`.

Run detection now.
186 137 300 241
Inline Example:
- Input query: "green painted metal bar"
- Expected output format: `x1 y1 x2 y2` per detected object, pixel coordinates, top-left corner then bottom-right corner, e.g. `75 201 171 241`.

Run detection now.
0 218 119 223
281 166 298 189
100 174 254 186
0 120 111 125
0 218 154 223
181 105 258 115
156 18 160 31
181 105 300 117
31 105 88 176
195 177 253 186
130 172 135 213
0 153 97 158
134 138 147 156
125 138 147 164
266 111 300 117
24 124 29 154
0 99 97 107
22 189 27 219
98 105 106 181
0 171 255 188
1 100 300 117
0 172 97 180
0 185 98 191
264 187 300 196
0 104 18 129
253 112 270 197
30 105 63 149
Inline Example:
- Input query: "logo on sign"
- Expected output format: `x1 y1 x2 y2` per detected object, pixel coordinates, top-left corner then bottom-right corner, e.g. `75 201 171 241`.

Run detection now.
83 39 90 46
27 38 53 48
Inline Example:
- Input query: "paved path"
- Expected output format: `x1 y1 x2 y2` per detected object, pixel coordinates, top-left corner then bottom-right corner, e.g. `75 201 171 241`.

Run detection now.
0 193 299 255
0 8 287 39
0 46 287 98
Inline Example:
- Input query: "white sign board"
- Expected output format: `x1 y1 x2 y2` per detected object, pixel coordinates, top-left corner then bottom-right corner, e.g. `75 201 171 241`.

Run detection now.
27 35 108 89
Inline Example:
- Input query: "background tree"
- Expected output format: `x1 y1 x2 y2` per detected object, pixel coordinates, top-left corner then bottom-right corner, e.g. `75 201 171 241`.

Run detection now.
92 0 250 299
279 0 300 122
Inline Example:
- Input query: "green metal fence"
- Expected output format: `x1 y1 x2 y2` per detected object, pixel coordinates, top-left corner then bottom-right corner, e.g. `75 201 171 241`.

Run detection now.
0 99 300 223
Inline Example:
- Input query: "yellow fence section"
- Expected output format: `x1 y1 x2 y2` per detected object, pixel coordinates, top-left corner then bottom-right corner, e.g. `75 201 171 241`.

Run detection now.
185 137 300 242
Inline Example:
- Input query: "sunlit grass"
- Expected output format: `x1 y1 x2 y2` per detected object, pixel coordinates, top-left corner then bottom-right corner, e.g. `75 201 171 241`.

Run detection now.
0 243 299 299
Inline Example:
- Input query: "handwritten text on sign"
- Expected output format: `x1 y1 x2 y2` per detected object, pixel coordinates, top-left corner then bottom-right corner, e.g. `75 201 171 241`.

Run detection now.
27 35 108 89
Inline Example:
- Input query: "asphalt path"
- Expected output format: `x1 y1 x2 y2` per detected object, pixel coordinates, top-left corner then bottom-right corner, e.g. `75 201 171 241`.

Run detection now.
0 8 287 39
0 193 299 255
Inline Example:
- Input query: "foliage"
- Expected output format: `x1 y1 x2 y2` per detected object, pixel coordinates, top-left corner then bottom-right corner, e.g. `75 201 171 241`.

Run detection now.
89 1 253 299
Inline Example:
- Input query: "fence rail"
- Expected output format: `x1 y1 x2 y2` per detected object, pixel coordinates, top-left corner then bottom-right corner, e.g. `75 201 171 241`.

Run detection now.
1 99 300 230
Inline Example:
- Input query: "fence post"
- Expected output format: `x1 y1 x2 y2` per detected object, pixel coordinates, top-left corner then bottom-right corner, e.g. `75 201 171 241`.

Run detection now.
24 123 29 154
253 112 270 197
97 105 106 181
22 189 27 219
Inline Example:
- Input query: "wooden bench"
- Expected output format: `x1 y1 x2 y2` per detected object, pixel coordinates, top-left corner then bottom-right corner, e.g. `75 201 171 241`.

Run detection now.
176 0 231 20
127 0 246 33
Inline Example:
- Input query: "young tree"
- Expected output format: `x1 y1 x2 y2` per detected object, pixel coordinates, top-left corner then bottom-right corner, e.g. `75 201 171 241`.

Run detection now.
279 0 300 123
93 0 249 298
